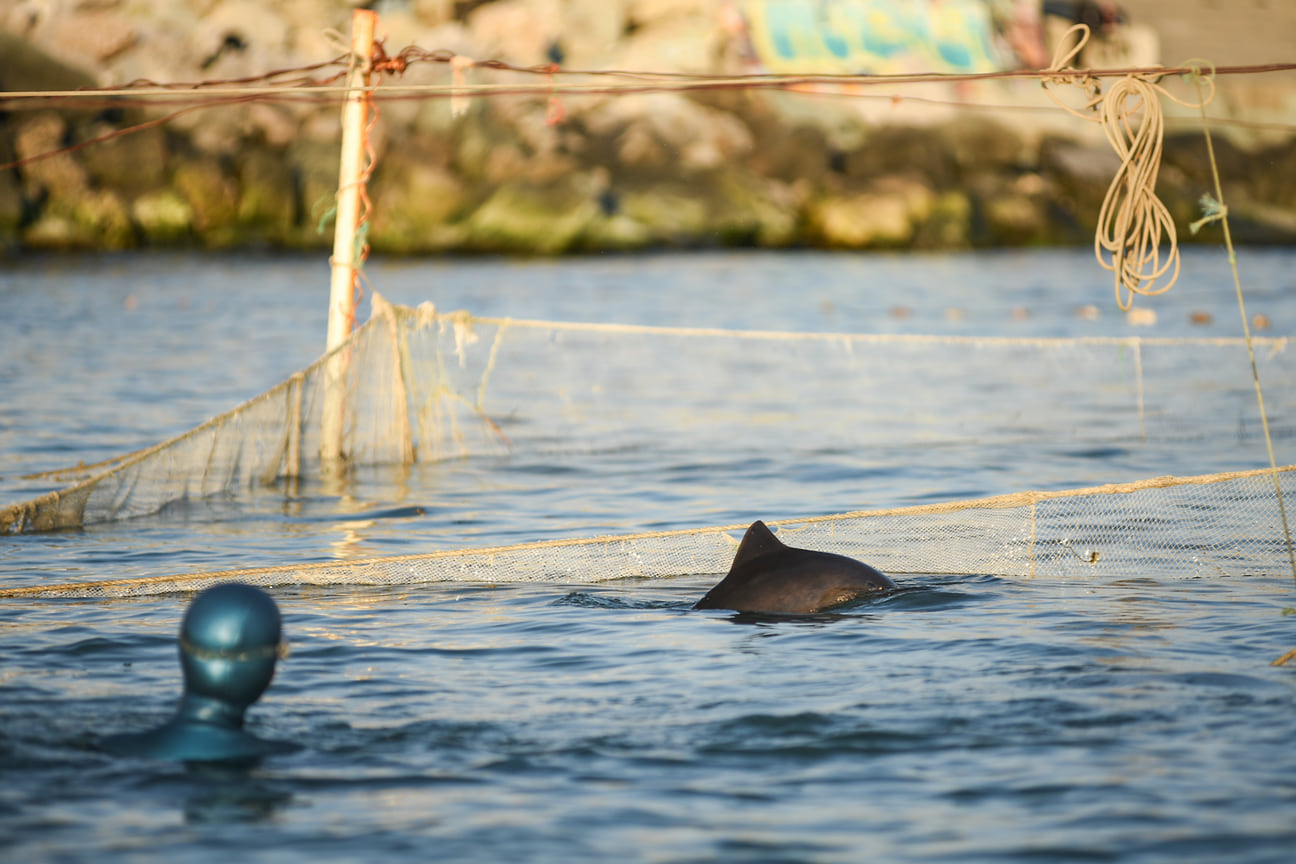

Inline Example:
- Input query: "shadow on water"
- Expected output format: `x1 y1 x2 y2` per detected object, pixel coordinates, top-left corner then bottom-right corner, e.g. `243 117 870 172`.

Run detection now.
0 724 295 827
174 764 295 825
552 572 999 623
551 590 692 611
692 709 941 762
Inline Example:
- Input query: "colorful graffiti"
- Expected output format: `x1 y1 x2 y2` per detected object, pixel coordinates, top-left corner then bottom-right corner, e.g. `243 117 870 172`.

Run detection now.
742 0 1010 75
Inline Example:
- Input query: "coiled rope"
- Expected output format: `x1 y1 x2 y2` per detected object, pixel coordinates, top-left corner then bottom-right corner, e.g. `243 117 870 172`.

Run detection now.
1042 25 1215 312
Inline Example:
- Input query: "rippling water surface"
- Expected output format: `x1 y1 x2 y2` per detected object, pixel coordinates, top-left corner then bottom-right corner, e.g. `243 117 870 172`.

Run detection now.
2 249 1295 862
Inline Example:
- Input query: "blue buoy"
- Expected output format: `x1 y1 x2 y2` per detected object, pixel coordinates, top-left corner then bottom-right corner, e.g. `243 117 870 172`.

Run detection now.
100 583 299 762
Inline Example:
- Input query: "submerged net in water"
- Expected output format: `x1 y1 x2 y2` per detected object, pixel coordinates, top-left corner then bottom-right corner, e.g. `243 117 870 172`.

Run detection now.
1 464 1293 599
3 295 1294 597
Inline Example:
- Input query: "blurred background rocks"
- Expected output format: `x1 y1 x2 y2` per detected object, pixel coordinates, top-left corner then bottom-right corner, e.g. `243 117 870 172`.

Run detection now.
1 0 1294 255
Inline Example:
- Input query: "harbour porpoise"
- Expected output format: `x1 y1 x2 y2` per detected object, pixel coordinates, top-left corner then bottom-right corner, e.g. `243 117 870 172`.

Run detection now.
694 520 896 614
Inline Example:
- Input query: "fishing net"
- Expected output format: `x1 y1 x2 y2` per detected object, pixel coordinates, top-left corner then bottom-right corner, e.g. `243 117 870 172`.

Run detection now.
2 294 1294 598
1 465 1293 599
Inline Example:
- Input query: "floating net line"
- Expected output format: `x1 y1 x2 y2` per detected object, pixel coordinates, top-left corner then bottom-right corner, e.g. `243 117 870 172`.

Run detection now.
3 296 1295 596
3 465 1293 600
5 294 1295 535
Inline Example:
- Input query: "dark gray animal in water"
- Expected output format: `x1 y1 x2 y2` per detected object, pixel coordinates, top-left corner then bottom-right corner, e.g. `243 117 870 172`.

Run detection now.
694 520 896 614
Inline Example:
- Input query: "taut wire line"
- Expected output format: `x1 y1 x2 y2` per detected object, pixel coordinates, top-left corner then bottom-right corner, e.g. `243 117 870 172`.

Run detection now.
1 36 1289 175
1 52 1291 104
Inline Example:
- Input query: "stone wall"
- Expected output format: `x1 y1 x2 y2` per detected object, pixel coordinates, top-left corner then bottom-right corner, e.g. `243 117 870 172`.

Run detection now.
2 0 1294 255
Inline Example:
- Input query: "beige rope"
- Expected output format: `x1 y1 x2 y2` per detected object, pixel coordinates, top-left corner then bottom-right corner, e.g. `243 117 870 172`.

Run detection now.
1093 73 1180 311
1042 25 1217 312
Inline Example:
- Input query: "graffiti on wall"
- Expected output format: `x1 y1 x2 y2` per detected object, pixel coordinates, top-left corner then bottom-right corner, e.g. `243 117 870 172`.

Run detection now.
742 0 1010 75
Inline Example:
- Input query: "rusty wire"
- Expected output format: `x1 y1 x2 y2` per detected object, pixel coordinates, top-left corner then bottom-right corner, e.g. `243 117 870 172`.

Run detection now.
2 43 1294 174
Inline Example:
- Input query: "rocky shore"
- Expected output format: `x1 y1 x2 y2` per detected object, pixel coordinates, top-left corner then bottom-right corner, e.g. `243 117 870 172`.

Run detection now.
3 0 1295 256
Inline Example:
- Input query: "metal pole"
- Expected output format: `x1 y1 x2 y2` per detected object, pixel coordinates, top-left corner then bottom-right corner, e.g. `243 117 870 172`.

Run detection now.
322 8 377 464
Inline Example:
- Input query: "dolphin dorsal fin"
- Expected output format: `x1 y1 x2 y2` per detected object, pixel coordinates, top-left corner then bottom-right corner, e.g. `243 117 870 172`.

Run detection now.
732 520 786 568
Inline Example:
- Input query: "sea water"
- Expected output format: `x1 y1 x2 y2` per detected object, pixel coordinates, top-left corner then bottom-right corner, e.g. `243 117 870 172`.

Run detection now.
1 249 1294 862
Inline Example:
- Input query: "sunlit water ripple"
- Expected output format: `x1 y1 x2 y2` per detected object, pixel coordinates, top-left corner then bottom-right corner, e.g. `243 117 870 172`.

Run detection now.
2 249 1295 863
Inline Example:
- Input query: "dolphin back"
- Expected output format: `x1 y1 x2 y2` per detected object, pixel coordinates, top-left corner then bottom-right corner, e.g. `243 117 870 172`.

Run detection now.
694 521 895 614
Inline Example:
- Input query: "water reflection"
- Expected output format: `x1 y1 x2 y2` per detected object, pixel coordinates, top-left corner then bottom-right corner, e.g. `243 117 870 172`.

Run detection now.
181 763 294 825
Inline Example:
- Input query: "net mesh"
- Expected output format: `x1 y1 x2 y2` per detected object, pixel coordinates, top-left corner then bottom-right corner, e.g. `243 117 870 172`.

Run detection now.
3 295 1295 597
2 466 1292 599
